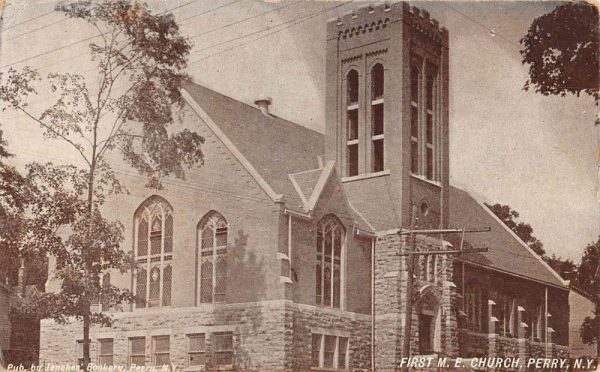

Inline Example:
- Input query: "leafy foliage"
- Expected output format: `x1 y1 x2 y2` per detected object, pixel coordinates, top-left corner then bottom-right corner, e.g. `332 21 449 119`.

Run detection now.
0 129 28 286
16 163 133 326
485 203 546 256
580 308 599 348
575 237 599 350
520 2 599 102
0 0 205 365
545 254 577 281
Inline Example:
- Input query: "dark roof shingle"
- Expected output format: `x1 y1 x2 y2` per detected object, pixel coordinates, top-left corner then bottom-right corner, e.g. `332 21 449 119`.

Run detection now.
184 82 324 209
449 186 566 288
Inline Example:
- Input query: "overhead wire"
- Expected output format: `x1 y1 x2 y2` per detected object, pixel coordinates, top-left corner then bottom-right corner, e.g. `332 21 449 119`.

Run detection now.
441 2 522 50
0 0 228 70
0 1 350 113
2 8 56 32
12 148 271 205
189 2 349 64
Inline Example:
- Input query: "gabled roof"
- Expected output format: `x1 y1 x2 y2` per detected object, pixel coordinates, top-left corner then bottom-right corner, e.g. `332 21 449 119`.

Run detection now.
289 169 323 206
182 82 565 288
449 186 567 289
183 82 324 210
343 176 399 231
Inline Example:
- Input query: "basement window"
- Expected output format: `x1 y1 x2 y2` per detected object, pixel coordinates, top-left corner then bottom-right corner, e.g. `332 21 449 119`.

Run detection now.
311 333 349 369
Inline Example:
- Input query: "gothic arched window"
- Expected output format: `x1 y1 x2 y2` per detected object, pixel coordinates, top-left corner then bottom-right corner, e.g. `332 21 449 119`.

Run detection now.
134 197 173 308
346 69 359 177
465 282 483 332
316 215 344 308
198 212 228 304
347 69 359 104
371 63 384 99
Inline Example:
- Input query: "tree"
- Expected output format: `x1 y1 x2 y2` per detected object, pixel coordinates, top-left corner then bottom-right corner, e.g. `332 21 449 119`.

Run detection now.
485 203 546 256
0 0 204 366
0 128 46 290
520 1 599 103
545 254 577 282
0 128 26 285
576 237 599 357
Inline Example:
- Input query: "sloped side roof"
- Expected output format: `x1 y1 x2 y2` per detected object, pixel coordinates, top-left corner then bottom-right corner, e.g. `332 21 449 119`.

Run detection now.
290 169 323 204
343 176 399 231
449 186 566 288
184 82 324 210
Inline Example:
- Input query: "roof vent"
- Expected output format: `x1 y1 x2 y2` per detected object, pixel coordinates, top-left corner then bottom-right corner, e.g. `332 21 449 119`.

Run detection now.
254 95 273 116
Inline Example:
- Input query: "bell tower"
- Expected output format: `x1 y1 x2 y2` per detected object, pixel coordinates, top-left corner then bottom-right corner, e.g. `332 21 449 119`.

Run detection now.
325 2 450 229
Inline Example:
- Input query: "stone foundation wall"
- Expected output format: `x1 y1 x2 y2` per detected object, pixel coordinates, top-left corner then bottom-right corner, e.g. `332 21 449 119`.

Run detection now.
40 300 371 370
458 330 488 357
496 336 520 358
287 302 371 370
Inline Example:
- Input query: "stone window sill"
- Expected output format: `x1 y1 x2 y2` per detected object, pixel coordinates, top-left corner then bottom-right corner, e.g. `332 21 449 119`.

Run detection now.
184 366 233 371
410 173 442 188
342 169 390 183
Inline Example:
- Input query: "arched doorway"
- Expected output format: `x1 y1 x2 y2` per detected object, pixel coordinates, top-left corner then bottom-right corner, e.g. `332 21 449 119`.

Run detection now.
416 285 441 355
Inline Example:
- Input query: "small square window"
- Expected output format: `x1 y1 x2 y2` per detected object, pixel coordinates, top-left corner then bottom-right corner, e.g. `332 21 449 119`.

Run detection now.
347 109 359 141
426 114 433 145
311 333 349 370
188 334 205 366
98 338 114 366
129 337 146 366
338 337 348 369
152 336 170 366
214 332 233 367
347 144 358 177
324 335 336 368
426 148 433 180
372 104 384 136
373 139 384 173
411 141 419 174
411 106 419 138
311 334 321 367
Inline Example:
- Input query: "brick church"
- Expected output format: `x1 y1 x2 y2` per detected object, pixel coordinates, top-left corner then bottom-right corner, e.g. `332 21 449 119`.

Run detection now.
40 3 570 370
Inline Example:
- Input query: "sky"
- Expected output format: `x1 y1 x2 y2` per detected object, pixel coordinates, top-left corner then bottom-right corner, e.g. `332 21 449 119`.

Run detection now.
0 0 598 261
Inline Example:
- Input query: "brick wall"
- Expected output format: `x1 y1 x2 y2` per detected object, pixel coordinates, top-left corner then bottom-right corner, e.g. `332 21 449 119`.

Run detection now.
46 102 287 306
289 171 372 314
40 301 371 370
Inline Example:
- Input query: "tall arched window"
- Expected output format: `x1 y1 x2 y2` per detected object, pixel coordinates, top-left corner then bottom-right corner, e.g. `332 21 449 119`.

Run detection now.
346 69 359 177
465 282 483 332
198 212 228 304
371 63 385 172
316 215 344 308
134 197 173 308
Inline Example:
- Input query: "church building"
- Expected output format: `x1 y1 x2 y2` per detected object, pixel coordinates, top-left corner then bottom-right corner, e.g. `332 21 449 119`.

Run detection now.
40 3 570 370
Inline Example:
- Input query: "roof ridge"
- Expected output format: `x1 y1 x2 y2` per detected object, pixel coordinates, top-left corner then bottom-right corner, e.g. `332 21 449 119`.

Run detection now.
184 81 325 137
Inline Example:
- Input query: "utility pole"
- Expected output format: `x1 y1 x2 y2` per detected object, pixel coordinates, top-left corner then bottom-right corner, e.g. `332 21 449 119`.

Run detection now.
399 206 490 372
401 205 418 372
594 265 600 359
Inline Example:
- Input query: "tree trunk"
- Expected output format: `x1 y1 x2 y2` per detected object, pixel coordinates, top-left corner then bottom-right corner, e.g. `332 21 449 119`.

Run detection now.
83 148 96 369
83 313 90 369
596 301 599 359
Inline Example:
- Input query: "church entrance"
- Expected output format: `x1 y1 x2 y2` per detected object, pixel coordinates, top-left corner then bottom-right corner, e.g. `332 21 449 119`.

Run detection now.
418 313 434 354
416 286 441 355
